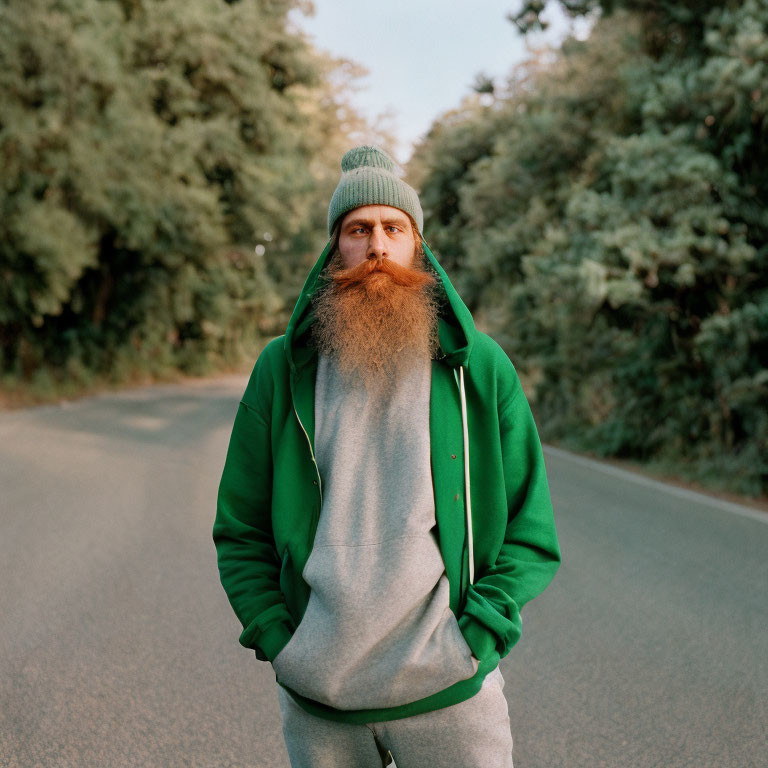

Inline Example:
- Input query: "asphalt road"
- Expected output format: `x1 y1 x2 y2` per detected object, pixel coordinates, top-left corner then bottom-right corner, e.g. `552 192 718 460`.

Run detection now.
1 375 766 768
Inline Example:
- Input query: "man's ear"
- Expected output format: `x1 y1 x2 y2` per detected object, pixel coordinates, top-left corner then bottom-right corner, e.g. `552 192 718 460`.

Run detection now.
408 215 421 243
330 222 341 253
407 215 424 264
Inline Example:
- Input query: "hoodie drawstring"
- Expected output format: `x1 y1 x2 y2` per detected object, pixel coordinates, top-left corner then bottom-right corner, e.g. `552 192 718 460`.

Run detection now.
458 365 474 585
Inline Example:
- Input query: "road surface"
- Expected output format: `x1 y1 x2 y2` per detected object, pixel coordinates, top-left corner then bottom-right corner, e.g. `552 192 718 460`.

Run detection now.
1 375 766 767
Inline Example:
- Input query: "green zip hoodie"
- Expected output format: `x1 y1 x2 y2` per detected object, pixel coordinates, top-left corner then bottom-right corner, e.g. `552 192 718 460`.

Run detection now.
212 236 562 724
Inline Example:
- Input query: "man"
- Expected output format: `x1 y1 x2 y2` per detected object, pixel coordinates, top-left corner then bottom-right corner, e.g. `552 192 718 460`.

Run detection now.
212 145 561 768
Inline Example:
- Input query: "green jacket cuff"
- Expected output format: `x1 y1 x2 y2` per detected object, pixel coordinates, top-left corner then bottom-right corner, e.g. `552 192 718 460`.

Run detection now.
238 606 295 662
256 619 294 662
457 611 498 660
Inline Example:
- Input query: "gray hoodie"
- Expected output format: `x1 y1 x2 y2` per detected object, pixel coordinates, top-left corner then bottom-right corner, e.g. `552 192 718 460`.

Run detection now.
271 349 479 710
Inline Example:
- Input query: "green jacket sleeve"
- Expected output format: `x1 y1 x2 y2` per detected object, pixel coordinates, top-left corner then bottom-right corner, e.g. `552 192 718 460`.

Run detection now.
212 366 295 662
459 359 562 661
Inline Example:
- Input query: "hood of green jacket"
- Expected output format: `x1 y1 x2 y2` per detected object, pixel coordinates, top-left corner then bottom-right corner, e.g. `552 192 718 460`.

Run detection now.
282 237 477 374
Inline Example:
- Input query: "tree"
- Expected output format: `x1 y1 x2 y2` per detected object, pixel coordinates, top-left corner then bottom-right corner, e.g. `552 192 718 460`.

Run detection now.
410 3 767 496
0 0 368 388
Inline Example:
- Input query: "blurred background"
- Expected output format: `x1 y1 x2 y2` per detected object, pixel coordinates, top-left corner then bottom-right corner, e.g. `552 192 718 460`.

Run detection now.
1 0 766 500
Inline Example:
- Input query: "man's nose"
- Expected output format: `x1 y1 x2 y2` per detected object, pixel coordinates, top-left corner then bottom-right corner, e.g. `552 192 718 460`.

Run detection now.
367 226 387 260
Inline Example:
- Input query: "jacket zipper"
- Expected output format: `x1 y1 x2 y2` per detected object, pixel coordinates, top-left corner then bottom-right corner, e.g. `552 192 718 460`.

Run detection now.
456 365 475 586
293 403 323 508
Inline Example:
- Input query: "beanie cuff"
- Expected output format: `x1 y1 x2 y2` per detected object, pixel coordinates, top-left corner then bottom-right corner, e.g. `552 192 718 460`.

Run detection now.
328 146 424 235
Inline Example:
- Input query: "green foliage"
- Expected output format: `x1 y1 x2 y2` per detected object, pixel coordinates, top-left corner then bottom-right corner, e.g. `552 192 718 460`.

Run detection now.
0 0 363 389
410 4 767 497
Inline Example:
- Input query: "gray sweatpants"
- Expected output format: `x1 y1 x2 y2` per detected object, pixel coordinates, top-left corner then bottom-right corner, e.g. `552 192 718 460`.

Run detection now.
276 665 514 768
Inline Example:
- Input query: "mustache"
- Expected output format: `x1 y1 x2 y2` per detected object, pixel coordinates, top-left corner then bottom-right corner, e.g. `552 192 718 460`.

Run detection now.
329 255 437 291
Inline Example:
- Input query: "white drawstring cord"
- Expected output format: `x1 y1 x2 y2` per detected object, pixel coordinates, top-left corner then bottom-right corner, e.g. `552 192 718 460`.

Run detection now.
458 365 474 585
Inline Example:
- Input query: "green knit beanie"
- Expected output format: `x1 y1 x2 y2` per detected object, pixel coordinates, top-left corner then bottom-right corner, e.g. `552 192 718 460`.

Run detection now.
327 145 424 236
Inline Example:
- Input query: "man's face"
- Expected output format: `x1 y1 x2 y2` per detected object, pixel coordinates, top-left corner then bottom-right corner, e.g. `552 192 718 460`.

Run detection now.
310 205 440 397
337 205 417 270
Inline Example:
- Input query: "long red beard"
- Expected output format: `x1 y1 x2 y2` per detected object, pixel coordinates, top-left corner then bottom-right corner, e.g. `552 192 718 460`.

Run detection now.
310 250 441 397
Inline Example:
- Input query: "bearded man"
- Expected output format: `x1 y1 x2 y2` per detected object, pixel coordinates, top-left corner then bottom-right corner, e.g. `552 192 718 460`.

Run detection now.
213 145 562 768
311 202 441 399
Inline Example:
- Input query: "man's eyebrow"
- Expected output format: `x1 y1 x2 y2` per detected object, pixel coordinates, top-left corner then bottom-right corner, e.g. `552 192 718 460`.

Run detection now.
343 216 410 228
